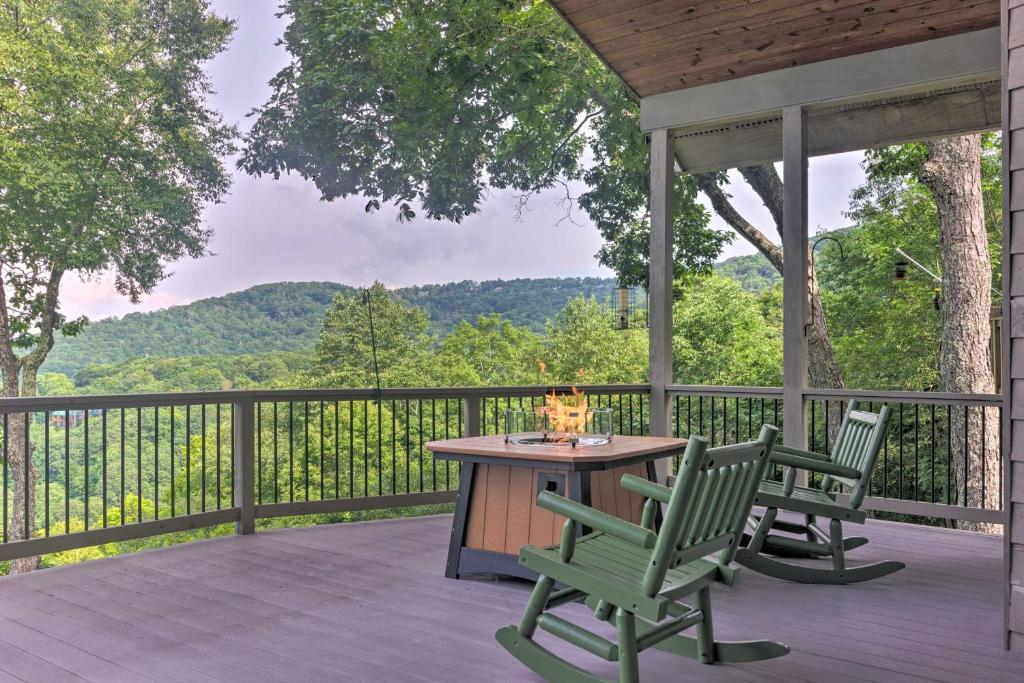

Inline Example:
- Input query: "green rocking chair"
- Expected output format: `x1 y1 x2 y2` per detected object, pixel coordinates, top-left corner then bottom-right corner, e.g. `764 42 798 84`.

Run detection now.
735 400 905 585
496 426 789 683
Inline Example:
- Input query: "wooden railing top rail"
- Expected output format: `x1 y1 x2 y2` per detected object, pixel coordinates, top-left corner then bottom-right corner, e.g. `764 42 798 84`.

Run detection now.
0 383 652 414
803 388 1003 406
667 385 783 398
0 383 1001 413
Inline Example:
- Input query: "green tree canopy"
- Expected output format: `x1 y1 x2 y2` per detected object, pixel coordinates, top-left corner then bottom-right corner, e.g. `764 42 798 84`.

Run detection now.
239 0 729 283
313 283 433 387
0 0 236 395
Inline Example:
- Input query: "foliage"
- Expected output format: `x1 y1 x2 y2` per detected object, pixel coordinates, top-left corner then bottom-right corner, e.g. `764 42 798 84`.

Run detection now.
240 0 729 284
542 297 648 385
43 278 626 374
672 276 782 386
313 283 433 387
0 0 235 393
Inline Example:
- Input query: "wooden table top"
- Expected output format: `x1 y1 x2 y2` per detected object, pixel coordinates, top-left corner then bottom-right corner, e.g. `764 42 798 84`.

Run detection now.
426 434 687 466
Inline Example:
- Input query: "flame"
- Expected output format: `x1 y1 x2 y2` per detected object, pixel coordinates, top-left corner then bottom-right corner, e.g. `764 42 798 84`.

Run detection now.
542 386 588 438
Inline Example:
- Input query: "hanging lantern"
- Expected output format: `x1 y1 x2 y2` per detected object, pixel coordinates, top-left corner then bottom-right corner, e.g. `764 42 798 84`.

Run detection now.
894 260 909 280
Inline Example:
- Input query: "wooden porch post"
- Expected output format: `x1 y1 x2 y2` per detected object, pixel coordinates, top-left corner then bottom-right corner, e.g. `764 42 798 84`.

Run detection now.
782 106 809 467
649 128 674 482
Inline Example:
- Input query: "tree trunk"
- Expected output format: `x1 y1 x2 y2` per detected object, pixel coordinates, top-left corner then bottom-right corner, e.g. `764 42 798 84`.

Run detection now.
920 134 1000 533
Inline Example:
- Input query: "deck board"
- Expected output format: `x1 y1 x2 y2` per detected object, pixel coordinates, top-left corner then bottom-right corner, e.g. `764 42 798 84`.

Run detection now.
1 515 1022 681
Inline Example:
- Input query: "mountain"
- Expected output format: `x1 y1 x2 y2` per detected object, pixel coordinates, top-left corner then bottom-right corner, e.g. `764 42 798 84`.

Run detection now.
44 278 622 376
714 253 779 293
45 260 776 378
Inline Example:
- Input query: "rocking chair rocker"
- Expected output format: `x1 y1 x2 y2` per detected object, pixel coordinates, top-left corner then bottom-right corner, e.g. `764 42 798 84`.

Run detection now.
495 426 789 683
735 400 905 585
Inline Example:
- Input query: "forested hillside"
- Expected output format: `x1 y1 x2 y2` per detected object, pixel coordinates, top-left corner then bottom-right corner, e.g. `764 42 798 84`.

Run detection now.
46 260 773 376
45 278 620 374
714 254 779 292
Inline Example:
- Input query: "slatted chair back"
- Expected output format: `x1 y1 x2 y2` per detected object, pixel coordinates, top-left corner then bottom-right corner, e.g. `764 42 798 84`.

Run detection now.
642 425 778 596
820 400 892 509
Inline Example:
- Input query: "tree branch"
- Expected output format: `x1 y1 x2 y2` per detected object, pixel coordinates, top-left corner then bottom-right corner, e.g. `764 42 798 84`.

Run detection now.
738 164 784 242
693 173 784 273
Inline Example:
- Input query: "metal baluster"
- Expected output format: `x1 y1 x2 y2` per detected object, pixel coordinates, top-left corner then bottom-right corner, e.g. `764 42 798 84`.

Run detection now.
349 401 354 498
200 404 206 512
288 401 295 503
304 401 310 501
391 400 397 495
711 397 717 446
930 404 937 503
216 403 222 510
320 401 325 500
256 403 262 506
23 413 29 539
120 408 126 525
153 407 159 520
980 405 986 508
946 405 952 505
68 410 73 532
363 400 369 497
2 413 7 543
84 410 90 530
445 399 451 490
137 406 142 522
914 403 919 501
170 405 178 517
335 401 341 499
185 404 191 516
44 412 50 537
431 400 437 491
418 398 424 493
404 399 411 494
963 405 970 507
273 402 280 504
898 404 904 500
377 398 383 496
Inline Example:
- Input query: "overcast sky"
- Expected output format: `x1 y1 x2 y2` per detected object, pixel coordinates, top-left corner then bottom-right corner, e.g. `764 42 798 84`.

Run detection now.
60 0 867 321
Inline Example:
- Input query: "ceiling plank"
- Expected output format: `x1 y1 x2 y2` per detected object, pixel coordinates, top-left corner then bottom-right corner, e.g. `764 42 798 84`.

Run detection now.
547 0 999 96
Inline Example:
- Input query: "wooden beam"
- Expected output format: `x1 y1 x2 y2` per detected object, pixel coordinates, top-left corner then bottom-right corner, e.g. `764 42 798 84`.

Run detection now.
782 107 809 464
640 28 999 132
671 81 1000 174
648 128 673 460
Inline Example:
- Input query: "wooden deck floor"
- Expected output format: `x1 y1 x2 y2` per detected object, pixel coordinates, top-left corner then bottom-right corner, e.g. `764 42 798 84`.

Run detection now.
0 515 1021 682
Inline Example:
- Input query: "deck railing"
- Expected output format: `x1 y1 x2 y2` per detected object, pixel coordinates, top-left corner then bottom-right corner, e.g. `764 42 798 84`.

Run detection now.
0 383 1003 563
667 385 1003 526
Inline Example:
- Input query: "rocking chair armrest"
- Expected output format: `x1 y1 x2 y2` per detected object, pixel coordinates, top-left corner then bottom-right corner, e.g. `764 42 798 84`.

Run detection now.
770 451 861 480
536 491 658 549
772 445 831 462
619 474 671 504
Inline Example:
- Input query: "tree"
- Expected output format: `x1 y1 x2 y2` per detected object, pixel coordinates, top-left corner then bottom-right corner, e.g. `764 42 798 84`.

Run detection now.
672 275 782 387
239 0 846 402
0 0 235 570
436 315 544 387
859 135 1002 529
313 283 433 388
543 297 647 385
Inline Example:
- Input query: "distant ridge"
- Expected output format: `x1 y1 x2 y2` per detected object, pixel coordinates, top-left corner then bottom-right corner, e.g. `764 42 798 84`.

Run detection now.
44 278 619 375
45 257 774 376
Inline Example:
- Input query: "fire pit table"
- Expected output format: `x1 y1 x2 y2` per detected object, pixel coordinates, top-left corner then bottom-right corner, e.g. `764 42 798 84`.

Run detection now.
428 434 686 580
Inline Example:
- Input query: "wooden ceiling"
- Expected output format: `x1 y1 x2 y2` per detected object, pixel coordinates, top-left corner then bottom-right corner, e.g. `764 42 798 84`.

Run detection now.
548 0 1000 98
